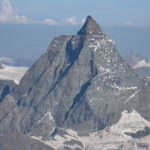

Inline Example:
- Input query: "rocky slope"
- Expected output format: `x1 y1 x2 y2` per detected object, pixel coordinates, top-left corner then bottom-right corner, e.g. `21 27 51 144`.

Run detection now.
0 16 150 150
0 133 54 150
0 79 16 101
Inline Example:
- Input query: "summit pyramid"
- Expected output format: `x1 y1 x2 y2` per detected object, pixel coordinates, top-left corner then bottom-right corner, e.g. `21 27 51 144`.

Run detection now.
0 16 150 150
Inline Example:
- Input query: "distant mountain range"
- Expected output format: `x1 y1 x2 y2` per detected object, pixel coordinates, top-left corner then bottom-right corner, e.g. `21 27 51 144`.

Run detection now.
0 64 28 84
0 16 150 150
125 53 150 80
0 56 34 67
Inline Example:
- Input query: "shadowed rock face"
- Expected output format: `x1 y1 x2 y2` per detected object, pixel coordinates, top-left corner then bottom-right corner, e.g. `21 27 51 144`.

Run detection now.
0 80 16 101
0 16 150 141
125 127 150 138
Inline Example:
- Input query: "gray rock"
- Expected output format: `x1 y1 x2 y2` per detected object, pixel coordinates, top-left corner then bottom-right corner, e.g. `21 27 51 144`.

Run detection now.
125 53 150 79
0 80 16 101
0 16 150 142
0 133 54 150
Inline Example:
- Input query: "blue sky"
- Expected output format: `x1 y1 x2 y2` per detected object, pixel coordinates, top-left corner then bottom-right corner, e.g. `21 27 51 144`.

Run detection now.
0 0 150 26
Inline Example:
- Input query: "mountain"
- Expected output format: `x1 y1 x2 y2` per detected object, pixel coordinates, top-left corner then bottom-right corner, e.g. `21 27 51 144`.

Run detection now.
0 16 150 150
0 80 16 100
0 64 28 84
125 53 143 67
125 53 150 80
15 58 35 67
0 56 34 67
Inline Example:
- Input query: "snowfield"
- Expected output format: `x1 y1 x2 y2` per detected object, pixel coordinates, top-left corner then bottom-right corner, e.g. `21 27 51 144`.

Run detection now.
0 64 28 84
31 109 150 150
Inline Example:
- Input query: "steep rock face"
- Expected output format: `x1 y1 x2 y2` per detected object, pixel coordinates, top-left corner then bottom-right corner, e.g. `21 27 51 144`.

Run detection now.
0 16 149 140
0 79 16 101
0 80 17 122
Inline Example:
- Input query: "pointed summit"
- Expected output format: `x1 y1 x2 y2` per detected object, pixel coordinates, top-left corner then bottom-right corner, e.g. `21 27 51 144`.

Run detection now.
78 15 103 36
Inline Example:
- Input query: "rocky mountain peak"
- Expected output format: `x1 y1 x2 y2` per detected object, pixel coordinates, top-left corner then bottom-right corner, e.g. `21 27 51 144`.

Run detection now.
0 16 150 150
78 15 103 36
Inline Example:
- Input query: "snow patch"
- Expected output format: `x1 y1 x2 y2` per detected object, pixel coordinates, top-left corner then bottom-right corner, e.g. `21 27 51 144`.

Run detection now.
66 129 78 137
37 111 54 125
125 89 141 103
0 64 28 84
107 39 115 44
71 40 75 45
89 35 115 53
31 117 150 150
89 44 97 51
110 109 150 133
97 87 100 90
31 129 83 150
133 60 150 69
98 65 111 74
111 84 138 91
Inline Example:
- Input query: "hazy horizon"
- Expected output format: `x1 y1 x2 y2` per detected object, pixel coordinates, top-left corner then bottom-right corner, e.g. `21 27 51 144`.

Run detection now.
0 23 150 60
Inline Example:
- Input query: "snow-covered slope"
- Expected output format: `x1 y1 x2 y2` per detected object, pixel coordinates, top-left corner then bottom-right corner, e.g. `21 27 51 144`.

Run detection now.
30 110 150 150
0 64 28 84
